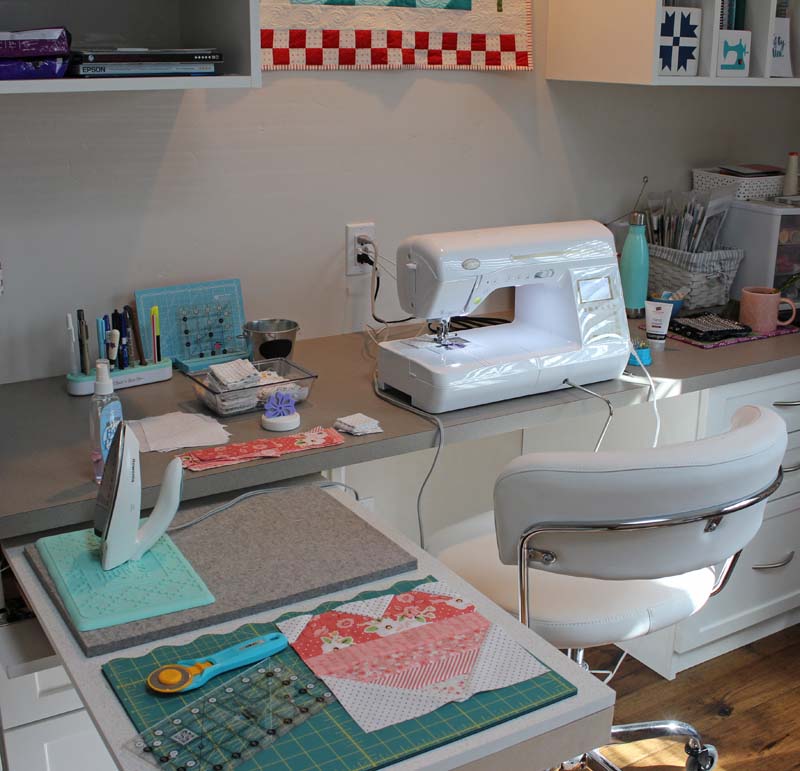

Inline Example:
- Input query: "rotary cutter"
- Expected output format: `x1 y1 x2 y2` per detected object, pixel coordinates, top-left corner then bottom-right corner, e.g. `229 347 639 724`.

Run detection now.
146 632 288 694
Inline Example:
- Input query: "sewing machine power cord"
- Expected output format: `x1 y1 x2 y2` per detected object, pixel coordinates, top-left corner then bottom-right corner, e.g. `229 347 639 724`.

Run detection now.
372 375 444 552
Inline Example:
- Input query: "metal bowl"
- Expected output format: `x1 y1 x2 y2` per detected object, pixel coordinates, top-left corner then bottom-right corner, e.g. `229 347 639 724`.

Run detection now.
243 319 299 361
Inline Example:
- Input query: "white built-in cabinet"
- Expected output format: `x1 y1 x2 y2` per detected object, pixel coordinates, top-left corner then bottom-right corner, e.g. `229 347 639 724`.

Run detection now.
0 0 261 94
621 370 800 679
547 0 800 86
0 620 114 771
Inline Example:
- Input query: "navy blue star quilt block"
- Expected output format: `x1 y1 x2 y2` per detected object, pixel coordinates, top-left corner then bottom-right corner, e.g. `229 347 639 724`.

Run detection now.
658 6 702 77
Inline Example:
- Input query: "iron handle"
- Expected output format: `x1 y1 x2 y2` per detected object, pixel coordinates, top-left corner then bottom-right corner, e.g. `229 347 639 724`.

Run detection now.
773 401 800 408
783 463 800 473
752 551 795 571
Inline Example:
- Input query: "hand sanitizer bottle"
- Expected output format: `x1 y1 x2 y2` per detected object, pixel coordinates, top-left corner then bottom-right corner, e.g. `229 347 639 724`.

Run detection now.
620 212 650 319
89 360 123 484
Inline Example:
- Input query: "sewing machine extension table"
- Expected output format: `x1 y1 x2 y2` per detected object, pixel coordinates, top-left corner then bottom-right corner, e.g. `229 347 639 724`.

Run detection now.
5 490 615 771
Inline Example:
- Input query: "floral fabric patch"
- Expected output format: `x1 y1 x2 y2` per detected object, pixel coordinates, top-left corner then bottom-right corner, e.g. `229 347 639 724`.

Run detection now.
277 580 550 732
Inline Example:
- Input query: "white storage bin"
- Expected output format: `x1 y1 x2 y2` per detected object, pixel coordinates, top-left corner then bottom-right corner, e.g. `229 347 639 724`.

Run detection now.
693 167 787 200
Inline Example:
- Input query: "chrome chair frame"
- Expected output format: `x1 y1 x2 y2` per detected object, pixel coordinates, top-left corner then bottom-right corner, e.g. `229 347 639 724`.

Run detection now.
515 469 785 771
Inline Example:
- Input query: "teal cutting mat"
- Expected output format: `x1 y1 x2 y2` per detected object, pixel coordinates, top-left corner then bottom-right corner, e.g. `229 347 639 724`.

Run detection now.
135 279 248 373
103 577 577 771
36 529 215 632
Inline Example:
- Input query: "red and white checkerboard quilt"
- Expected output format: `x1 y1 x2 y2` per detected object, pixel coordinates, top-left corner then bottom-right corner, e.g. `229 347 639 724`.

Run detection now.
262 28 530 70
260 0 531 71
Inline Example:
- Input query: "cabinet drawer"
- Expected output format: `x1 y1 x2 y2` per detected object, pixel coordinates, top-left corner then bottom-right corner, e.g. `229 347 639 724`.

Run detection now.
702 371 800 436
772 431 800 502
675 506 800 653
4 710 116 771
0 620 82 730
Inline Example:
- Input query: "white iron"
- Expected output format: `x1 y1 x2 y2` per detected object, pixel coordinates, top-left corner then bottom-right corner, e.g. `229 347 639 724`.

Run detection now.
93 422 183 571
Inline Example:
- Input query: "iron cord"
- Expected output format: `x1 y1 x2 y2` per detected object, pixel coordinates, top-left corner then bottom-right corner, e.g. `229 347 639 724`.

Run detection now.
167 482 362 534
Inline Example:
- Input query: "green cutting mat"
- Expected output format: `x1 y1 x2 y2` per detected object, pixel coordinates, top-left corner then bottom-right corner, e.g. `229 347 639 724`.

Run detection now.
103 577 577 771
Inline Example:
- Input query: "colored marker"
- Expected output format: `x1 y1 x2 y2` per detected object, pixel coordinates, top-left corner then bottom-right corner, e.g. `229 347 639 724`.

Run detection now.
119 310 129 370
111 309 122 368
103 314 111 359
66 313 80 375
125 305 147 366
150 306 161 363
95 317 106 363
76 309 91 375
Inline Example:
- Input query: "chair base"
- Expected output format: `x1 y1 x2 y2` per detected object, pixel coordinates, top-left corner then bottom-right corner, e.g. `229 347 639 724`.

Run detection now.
554 720 718 771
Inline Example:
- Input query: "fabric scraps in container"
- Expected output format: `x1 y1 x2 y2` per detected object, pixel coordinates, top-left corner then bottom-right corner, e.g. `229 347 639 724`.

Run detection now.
180 426 344 471
277 579 551 732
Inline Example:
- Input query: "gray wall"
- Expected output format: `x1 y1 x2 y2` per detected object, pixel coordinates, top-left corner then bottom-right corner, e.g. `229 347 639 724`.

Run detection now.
2 1 799 383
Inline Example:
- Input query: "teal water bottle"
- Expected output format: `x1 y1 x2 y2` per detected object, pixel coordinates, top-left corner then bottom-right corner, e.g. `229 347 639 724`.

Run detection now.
620 212 649 319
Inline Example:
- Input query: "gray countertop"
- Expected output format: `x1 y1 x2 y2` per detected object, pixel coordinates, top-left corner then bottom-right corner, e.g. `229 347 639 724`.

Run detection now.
2 322 800 540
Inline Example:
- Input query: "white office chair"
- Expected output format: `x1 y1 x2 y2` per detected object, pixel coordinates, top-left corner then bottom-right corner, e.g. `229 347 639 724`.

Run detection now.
438 405 787 771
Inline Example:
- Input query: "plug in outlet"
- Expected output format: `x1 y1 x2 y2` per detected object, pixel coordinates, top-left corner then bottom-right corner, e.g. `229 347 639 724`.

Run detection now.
346 223 375 277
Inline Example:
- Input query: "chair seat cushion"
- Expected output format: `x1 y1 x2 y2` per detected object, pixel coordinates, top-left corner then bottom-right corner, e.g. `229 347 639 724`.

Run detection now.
438 533 717 650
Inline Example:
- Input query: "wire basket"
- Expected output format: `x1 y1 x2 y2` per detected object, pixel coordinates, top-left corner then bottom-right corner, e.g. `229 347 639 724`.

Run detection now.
648 245 745 311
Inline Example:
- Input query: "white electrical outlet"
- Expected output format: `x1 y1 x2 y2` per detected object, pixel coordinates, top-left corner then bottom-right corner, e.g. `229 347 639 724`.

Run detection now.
345 222 375 277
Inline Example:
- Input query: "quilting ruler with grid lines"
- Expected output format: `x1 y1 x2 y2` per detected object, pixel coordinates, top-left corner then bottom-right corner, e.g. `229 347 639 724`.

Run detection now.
127 657 335 771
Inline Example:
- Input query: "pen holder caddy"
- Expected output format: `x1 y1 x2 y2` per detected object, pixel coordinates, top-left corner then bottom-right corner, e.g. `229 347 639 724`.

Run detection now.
648 245 745 311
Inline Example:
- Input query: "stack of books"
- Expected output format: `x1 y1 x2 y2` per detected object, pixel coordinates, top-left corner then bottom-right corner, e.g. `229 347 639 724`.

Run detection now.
0 28 71 80
69 48 223 78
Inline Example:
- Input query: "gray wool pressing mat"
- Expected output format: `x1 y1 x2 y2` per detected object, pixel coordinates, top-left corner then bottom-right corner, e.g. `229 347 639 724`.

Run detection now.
25 487 417 657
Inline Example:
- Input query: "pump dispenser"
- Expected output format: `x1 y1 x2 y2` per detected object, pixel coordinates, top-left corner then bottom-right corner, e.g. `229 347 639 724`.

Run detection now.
89 360 123 483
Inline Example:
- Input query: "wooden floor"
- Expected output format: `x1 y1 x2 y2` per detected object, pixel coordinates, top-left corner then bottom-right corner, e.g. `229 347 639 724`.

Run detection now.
589 625 800 770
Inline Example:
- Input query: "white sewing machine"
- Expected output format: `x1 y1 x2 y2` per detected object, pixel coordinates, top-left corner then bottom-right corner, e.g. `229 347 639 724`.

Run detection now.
377 220 631 413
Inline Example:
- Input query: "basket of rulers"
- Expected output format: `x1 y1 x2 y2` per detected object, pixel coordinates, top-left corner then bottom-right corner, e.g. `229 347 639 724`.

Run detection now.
647 245 745 311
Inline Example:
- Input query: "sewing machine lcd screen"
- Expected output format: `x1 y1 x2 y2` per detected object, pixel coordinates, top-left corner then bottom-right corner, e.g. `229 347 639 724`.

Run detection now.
578 277 612 304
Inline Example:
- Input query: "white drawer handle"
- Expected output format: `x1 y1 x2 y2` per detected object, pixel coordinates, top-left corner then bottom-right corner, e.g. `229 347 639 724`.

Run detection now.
783 463 800 474
753 551 795 571
773 401 800 408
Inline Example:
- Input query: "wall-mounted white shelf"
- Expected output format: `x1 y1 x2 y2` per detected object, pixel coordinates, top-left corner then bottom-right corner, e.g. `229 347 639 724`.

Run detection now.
0 0 261 95
547 0 800 86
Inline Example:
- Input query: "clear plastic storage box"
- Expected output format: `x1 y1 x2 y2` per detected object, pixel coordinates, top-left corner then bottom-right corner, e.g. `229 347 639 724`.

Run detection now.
187 358 317 416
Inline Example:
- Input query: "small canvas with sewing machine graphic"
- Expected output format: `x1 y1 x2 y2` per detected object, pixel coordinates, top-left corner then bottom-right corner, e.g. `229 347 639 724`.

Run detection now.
377 221 631 413
717 30 751 77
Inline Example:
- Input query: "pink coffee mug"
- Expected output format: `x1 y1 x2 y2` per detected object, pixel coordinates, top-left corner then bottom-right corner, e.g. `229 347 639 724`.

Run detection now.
739 287 797 334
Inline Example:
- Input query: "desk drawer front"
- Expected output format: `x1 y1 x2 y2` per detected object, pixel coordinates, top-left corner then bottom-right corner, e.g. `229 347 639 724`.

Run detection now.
702 371 800 437
4 710 116 771
675 506 800 653
0 620 83 731
772 431 800 502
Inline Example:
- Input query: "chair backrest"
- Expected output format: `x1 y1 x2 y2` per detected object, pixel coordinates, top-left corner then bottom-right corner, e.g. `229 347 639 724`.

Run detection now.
493 405 787 581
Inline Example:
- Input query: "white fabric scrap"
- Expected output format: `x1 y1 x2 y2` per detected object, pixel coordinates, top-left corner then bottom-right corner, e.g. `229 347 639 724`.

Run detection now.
128 412 230 453
334 413 383 436
207 359 260 392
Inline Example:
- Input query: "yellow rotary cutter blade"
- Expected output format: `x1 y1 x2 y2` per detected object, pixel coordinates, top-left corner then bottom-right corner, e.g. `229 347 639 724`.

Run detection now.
145 633 288 694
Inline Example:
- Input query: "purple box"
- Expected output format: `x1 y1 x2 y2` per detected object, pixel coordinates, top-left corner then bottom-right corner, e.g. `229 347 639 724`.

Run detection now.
0 28 70 59
0 57 69 80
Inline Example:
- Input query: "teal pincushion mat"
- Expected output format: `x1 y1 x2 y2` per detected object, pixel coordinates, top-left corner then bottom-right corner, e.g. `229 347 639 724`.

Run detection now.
103 577 577 771
36 529 214 632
